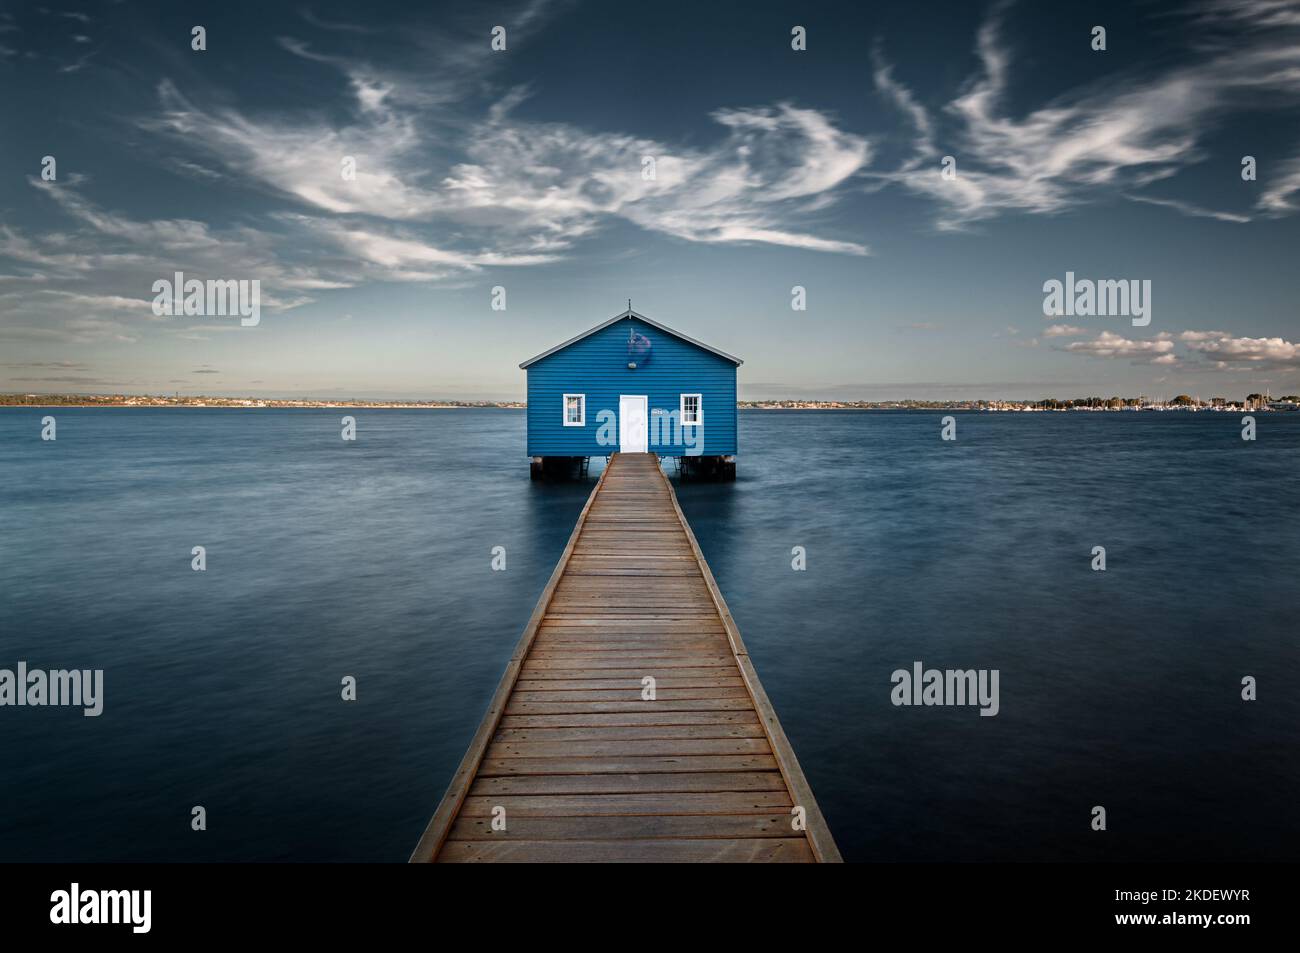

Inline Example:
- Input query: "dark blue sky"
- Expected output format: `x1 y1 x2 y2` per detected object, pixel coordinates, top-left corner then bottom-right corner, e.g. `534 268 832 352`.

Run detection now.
1 0 1298 399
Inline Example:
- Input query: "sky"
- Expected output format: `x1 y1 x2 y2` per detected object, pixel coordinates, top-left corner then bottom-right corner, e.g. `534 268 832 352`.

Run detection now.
1 0 1298 401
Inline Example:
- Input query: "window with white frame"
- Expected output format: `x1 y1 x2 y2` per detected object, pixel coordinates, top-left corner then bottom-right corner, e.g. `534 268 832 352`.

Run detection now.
680 393 702 426
563 394 586 426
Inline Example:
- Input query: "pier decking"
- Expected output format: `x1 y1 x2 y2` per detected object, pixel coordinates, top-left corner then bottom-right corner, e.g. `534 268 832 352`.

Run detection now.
410 452 839 863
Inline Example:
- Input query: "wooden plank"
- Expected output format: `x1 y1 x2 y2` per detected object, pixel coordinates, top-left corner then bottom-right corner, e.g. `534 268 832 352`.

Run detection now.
528 646 731 657
578 529 684 536
532 635 729 648
530 641 730 653
510 687 751 703
436 838 813 863
564 569 704 577
542 605 719 613
484 738 771 758
497 710 760 729
548 599 716 609
468 771 788 797
458 792 791 815
477 754 778 775
538 617 717 627
569 543 691 551
448 813 796 841
536 625 725 635
550 594 715 604
568 556 697 565
541 622 725 630
524 654 732 665
492 724 767 742
521 657 738 670
503 699 755 715
556 578 706 584
551 583 705 590
514 675 745 689
525 636 722 653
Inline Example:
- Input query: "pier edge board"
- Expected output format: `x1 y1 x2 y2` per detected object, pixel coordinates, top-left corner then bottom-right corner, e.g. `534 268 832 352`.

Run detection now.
407 463 612 863
654 464 843 864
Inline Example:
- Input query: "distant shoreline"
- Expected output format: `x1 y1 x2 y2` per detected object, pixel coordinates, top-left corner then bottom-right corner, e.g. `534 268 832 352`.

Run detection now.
1 394 1293 412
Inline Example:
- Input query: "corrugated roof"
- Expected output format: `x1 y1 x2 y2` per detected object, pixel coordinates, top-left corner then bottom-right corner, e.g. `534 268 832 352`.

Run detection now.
519 309 744 369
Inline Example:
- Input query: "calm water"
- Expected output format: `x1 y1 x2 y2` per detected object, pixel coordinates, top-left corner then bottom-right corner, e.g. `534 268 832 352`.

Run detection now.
1 408 1296 862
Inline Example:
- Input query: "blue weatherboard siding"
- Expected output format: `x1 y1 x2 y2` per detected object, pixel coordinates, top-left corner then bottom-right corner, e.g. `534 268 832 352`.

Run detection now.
524 316 738 457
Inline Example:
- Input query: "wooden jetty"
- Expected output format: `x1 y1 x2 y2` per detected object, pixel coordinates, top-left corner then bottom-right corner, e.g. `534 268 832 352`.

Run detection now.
410 452 840 863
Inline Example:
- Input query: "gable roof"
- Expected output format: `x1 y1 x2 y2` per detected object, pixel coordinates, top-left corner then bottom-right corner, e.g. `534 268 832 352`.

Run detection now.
519 309 743 369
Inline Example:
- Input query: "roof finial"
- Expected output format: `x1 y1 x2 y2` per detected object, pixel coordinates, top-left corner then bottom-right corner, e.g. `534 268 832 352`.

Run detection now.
627 297 632 313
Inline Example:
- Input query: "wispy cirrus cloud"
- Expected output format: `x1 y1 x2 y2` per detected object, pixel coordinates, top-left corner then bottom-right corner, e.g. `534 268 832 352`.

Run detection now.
3 0 1296 380
1256 156 1300 213
0 178 344 341
145 78 443 220
12 0 876 343
122 0 871 262
145 67 873 258
869 0 1300 229
1122 193 1252 223
34 175 225 249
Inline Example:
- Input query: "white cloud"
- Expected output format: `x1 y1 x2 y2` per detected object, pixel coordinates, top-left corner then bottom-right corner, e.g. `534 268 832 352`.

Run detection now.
37 291 157 314
1052 326 1300 370
1194 0 1300 30
0 180 367 341
1123 193 1252 223
871 49 936 172
1063 331 1177 362
303 219 562 273
1182 330 1300 365
145 61 872 257
34 176 224 249
870 0 1300 229
145 80 443 220
1257 156 1300 214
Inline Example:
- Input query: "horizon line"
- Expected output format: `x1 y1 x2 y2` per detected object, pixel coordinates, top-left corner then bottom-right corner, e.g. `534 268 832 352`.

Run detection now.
1 390 1291 407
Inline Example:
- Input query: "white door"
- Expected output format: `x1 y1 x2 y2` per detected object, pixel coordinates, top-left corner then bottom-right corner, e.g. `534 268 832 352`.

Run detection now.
618 395 648 453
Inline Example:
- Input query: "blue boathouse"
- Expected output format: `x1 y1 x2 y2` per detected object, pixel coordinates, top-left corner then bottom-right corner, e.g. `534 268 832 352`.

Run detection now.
520 308 742 479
